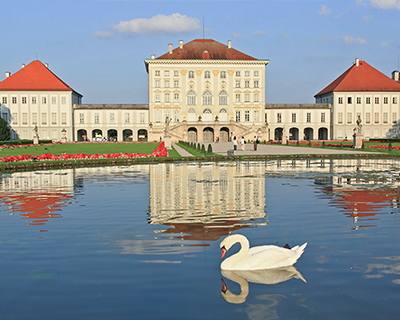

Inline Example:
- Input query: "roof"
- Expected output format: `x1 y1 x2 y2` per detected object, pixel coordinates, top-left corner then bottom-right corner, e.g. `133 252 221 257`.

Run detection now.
156 39 258 60
0 60 82 96
315 60 400 97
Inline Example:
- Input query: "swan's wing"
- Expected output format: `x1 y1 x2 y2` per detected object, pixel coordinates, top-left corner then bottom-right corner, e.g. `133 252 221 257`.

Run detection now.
244 245 302 269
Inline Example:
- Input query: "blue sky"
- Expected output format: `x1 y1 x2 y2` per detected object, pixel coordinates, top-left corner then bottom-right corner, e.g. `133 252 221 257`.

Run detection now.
1 0 399 104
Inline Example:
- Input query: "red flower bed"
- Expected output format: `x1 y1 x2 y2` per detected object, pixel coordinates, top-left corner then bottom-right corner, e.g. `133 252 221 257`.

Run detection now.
0 142 168 163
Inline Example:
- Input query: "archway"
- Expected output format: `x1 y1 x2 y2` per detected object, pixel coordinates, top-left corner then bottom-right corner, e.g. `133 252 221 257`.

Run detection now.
188 127 197 142
77 129 88 142
274 128 283 140
289 127 299 140
92 129 102 141
138 129 148 142
123 129 133 141
318 127 328 140
219 127 229 142
304 127 313 140
203 127 214 143
107 129 117 141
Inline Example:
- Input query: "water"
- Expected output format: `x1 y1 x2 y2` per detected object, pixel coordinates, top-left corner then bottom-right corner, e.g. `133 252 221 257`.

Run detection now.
1 159 400 319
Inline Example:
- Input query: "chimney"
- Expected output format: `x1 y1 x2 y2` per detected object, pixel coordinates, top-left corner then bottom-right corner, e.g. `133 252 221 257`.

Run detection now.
45 63 49 68
392 70 399 82
151 54 155 60
228 40 231 49
22 64 25 68
179 40 183 49
168 43 173 54
5 71 10 78
355 58 359 67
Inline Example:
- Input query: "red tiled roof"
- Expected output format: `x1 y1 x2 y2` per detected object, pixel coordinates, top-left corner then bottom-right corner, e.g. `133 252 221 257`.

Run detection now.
0 60 82 95
156 39 257 60
315 60 400 97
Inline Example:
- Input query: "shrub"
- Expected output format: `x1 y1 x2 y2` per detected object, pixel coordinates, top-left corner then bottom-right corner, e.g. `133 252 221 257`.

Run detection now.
308 140 311 147
207 144 213 153
322 141 326 148
197 143 201 150
201 144 205 152
389 142 392 151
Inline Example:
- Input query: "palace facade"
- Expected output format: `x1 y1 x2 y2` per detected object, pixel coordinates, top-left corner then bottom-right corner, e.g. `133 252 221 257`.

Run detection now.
0 39 399 142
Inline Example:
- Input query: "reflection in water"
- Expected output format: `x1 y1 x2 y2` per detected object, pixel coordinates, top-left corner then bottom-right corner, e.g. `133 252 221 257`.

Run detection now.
221 266 306 304
364 256 400 284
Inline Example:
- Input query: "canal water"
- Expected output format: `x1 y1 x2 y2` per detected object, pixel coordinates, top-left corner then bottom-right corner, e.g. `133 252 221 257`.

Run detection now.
1 159 400 319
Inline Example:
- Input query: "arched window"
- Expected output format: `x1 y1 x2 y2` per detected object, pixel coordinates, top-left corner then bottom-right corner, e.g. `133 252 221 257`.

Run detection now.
187 91 196 105
219 108 227 113
219 91 227 105
188 108 196 113
203 108 212 114
203 91 212 105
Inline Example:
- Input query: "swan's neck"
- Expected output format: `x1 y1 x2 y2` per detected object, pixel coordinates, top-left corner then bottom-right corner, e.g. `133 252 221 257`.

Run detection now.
230 236 250 267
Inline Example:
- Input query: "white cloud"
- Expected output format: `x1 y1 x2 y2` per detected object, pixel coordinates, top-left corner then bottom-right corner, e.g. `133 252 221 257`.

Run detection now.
363 14 374 20
232 32 244 38
319 5 332 15
342 35 367 45
370 0 400 9
92 31 114 38
113 13 200 34
252 30 268 35
381 40 392 47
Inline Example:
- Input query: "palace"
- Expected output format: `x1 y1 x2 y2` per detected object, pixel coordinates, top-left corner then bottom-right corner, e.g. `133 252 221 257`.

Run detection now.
0 39 400 142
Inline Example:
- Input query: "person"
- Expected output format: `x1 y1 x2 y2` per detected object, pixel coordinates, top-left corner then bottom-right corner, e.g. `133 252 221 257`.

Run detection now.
240 136 246 151
233 136 238 151
253 136 258 151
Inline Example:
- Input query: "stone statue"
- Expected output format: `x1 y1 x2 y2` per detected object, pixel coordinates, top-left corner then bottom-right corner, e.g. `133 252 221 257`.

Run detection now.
164 116 171 135
33 125 39 139
355 115 362 134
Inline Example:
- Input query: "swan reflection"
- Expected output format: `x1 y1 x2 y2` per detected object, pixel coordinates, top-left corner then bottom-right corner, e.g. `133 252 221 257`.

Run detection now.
221 266 306 304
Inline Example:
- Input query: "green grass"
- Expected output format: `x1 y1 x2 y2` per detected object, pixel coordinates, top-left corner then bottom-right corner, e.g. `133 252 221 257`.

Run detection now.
0 142 160 158
176 142 221 157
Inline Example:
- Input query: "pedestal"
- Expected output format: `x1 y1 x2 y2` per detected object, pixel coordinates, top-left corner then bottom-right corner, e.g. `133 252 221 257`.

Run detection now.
354 134 363 149
164 135 172 150
281 135 287 145
33 137 39 145
61 136 68 143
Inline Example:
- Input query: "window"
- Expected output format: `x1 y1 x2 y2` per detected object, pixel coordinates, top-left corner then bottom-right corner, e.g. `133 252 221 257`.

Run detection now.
254 80 259 88
347 113 352 124
22 113 27 125
61 113 66 125
174 71 179 77
2 97 7 104
110 113 114 123
338 97 343 104
174 93 179 101
366 112 371 123
235 81 241 88
32 97 36 104
366 97 371 104
140 113 145 123
235 94 241 103
204 71 211 79
165 93 170 102
174 110 179 122
187 91 196 105
203 91 212 105
236 111 241 122
32 113 37 125
220 71 226 79
254 71 259 76
244 80 249 88
292 113 297 123
188 71 194 78
321 113 326 123
125 113 130 123
245 71 250 77
347 97 352 104
12 97 17 104
245 94 250 102
61 97 66 104
374 112 379 123
22 97 27 104
393 112 397 123
155 93 161 102
174 80 179 88
164 70 169 76
383 112 388 123
384 97 388 104
307 113 311 123
42 97 47 104
393 97 398 104
155 70 160 76
245 110 250 122
52 130 57 139
236 71 241 77
165 80 169 88
375 97 380 104
277 113 282 123
51 113 57 125
338 129 343 138
254 110 259 122
41 113 47 125
12 113 17 124
338 112 343 124
51 97 56 104
357 97 361 104
156 110 161 122
155 80 160 88
79 113 84 124
94 113 99 124
254 93 260 102
219 91 227 105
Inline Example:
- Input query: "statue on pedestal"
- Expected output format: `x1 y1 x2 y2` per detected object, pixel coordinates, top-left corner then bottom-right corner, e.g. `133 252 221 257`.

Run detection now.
355 115 362 134
164 116 171 137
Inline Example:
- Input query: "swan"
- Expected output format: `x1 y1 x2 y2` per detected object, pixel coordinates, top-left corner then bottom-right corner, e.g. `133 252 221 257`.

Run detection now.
220 234 307 270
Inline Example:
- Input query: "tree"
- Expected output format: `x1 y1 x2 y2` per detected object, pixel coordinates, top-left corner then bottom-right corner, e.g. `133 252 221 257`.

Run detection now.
0 118 10 141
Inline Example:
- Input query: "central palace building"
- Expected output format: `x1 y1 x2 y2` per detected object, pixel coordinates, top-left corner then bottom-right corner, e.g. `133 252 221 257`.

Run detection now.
1 38 400 142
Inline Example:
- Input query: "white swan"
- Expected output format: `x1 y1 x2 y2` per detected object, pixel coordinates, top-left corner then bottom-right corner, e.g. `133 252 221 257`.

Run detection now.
220 234 307 270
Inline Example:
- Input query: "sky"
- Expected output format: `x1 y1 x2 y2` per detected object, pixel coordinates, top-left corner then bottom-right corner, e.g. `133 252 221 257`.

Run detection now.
0 0 399 104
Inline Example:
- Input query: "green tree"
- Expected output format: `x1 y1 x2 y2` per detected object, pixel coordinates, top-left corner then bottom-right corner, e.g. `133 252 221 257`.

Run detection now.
0 118 10 141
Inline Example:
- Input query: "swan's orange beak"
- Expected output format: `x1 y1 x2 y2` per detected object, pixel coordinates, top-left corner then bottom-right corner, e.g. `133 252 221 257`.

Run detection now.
221 278 227 293
221 246 227 259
